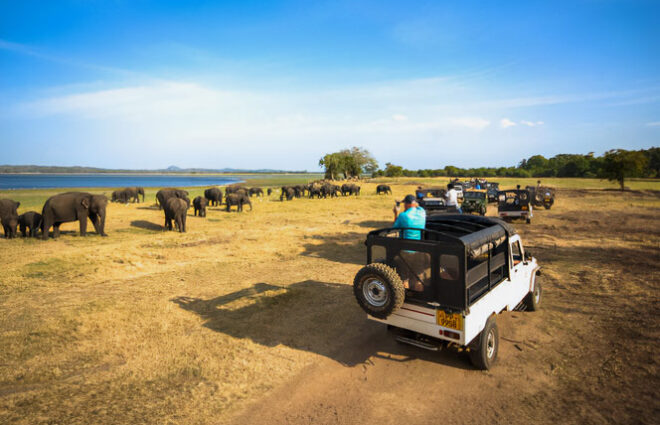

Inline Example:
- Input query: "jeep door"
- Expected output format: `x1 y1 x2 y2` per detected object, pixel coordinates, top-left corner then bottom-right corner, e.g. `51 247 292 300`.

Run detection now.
508 236 531 309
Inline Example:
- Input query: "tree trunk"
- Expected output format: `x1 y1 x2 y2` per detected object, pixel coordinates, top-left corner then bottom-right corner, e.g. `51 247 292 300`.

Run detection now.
619 177 625 191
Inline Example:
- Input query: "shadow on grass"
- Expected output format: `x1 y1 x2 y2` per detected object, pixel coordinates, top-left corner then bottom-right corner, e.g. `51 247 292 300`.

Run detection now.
172 280 472 369
300 231 364 265
354 220 391 229
130 220 163 231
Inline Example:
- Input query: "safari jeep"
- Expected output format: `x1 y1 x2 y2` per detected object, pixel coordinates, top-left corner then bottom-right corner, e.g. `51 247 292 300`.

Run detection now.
497 189 533 224
415 187 448 213
353 215 541 369
461 189 488 216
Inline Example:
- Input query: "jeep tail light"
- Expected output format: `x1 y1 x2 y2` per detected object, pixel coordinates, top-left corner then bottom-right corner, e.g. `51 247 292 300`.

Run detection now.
444 330 460 340
438 329 444 336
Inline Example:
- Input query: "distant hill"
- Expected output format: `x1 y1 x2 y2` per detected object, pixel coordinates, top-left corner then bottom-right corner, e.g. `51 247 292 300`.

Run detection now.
0 165 309 174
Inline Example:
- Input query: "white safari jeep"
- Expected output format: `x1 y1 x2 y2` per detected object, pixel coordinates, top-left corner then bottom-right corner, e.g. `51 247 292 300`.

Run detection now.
353 215 541 369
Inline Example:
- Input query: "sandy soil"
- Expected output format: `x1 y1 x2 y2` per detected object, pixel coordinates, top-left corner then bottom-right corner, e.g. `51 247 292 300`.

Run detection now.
0 183 658 424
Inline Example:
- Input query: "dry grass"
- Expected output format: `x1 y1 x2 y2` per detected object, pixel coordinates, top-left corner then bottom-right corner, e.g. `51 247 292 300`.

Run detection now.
0 179 659 424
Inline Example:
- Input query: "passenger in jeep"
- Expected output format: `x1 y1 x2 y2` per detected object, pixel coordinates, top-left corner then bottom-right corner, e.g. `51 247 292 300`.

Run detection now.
392 194 426 240
392 194 428 291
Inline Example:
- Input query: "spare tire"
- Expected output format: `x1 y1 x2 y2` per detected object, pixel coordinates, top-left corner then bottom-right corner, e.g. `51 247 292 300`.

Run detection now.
353 263 405 319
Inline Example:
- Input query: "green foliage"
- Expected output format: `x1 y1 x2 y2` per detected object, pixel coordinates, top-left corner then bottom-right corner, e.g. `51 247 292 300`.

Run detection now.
369 147 658 182
598 149 648 190
319 147 378 179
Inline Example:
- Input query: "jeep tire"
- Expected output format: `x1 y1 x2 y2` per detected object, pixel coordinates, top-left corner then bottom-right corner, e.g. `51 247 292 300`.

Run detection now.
469 316 499 370
353 263 405 319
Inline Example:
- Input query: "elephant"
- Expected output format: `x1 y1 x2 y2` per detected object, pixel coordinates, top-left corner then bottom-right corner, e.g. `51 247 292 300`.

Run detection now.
204 188 223 206
41 192 108 239
111 187 144 203
226 193 252 212
309 186 322 199
249 187 264 197
341 183 361 196
0 199 20 239
111 190 128 203
18 211 42 237
376 184 392 195
321 184 340 198
193 196 208 217
293 185 306 197
280 187 295 201
164 197 188 232
267 188 273 196
156 188 189 210
225 185 247 195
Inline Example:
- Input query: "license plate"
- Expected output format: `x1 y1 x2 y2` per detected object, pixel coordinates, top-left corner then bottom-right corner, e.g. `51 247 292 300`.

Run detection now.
436 310 463 330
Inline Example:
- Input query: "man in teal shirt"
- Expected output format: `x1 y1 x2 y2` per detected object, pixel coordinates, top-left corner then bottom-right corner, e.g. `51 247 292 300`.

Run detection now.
392 194 427 240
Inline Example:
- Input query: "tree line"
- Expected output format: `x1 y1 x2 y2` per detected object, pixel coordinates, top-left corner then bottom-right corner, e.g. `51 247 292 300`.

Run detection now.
320 147 659 190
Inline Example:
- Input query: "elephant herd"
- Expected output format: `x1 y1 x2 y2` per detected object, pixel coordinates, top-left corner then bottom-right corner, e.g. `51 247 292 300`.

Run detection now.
280 181 366 201
154 185 257 233
0 192 108 240
0 182 395 238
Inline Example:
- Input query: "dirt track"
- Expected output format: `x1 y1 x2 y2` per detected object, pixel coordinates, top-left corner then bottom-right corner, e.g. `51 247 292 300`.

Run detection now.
1 185 658 424
229 189 660 425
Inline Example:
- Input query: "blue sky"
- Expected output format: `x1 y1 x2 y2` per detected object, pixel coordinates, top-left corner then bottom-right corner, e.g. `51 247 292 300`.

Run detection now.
1 0 658 171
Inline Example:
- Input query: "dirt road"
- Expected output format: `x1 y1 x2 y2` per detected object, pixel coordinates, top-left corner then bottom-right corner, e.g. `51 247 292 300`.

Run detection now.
230 189 660 425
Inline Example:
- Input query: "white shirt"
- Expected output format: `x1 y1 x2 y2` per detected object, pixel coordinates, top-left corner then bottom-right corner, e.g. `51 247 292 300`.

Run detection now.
446 188 458 206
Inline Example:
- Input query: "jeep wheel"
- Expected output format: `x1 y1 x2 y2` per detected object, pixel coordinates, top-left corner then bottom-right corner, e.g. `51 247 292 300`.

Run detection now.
525 275 542 311
526 217 531 224
469 316 499 370
544 204 552 210
353 263 405 319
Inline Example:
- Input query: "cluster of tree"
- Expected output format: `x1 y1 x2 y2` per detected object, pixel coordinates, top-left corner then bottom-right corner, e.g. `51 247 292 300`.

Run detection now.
318 147 378 180
370 148 658 190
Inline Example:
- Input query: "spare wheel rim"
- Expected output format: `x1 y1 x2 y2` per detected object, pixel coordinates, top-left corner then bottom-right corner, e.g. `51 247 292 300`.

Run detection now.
486 330 496 359
363 277 388 307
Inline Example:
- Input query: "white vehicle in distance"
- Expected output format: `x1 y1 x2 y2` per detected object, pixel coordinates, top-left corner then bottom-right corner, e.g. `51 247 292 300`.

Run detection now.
352 215 541 369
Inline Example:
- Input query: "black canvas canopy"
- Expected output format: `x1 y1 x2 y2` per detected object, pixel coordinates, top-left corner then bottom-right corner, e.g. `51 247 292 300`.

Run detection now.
425 214 515 258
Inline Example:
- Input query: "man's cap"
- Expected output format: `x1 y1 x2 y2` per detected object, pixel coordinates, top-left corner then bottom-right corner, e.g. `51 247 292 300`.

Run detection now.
402 194 416 204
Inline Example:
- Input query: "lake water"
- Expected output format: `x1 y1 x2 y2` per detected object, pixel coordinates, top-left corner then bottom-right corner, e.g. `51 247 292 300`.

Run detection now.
0 174 243 190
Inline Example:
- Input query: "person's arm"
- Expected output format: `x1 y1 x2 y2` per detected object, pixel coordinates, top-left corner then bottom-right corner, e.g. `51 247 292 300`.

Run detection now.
393 203 401 222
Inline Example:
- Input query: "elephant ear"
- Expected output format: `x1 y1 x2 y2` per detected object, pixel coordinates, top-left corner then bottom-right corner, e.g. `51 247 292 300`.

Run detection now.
15 201 20 209
81 198 90 209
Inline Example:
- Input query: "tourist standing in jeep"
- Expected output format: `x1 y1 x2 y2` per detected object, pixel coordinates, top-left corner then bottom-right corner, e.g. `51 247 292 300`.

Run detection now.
392 195 426 240
445 184 462 213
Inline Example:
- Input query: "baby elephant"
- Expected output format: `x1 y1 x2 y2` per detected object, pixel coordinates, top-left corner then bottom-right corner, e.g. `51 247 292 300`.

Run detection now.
193 196 208 217
164 197 189 232
19 211 42 237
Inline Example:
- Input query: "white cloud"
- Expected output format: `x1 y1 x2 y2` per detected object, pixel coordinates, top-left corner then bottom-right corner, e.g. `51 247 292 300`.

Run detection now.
500 118 516 128
392 114 408 122
520 120 544 127
646 121 660 127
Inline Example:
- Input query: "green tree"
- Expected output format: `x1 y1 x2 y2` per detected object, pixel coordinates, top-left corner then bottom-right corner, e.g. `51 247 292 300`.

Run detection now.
319 147 378 179
598 149 648 190
384 162 404 177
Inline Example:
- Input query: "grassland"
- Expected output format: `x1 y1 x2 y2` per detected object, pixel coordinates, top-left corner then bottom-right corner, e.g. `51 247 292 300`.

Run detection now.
0 177 658 424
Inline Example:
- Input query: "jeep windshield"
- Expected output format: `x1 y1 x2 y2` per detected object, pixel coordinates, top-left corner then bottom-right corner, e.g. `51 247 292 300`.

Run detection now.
464 191 486 201
416 189 446 199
